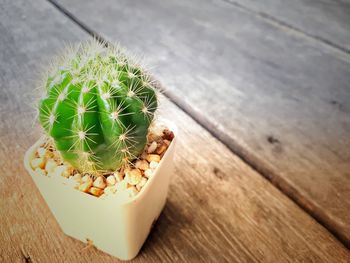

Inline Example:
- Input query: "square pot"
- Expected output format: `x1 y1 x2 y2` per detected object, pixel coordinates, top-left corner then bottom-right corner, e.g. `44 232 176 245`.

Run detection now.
24 121 177 260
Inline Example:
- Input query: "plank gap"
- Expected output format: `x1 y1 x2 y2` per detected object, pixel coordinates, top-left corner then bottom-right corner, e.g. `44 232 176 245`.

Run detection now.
221 0 350 55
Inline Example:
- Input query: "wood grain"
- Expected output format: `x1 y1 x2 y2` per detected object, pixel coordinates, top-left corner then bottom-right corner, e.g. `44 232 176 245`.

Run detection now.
1 0 350 262
224 0 350 53
52 0 350 246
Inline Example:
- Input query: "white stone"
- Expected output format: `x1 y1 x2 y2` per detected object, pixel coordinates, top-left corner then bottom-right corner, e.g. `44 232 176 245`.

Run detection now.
82 175 92 184
73 173 82 182
31 158 45 170
45 159 57 174
54 165 69 178
147 141 157 154
93 176 106 189
37 147 47 158
144 169 153 178
104 185 117 195
34 167 46 177
113 171 124 182
149 161 159 170
106 175 117 186
115 180 128 192
136 177 148 191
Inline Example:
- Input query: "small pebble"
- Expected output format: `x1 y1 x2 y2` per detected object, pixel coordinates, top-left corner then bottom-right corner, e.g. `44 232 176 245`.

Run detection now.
31 158 45 170
135 159 149 170
34 167 46 176
147 141 157 154
144 169 153 178
89 187 103 197
127 186 138 198
78 181 92 193
93 176 106 189
136 177 148 191
54 165 69 178
113 171 124 182
106 175 117 186
115 180 128 192
140 151 148 160
156 143 167 155
104 185 117 195
146 154 160 163
149 161 159 170
45 159 57 173
82 175 93 184
37 147 47 158
163 129 174 140
67 176 80 187
73 173 82 182
125 169 142 185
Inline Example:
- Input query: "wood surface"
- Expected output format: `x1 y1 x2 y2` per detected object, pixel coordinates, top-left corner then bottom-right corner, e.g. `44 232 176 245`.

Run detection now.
1 0 350 262
224 0 350 53
52 0 350 246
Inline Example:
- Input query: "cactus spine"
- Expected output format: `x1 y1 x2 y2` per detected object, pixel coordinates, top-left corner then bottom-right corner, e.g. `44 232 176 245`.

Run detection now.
38 40 158 173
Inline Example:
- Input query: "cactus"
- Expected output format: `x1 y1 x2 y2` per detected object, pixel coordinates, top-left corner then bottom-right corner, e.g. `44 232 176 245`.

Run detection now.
38 40 158 174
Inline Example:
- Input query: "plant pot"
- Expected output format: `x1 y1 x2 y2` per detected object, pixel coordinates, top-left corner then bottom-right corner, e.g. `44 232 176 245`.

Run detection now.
24 121 177 260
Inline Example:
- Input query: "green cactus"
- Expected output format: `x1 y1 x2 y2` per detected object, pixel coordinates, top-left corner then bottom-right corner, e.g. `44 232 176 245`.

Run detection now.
38 40 158 174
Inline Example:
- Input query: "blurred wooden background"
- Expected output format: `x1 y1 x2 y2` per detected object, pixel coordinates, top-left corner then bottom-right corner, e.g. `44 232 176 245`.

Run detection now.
1 0 350 262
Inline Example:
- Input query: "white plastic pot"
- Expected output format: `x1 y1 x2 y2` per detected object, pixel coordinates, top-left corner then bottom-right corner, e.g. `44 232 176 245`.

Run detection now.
24 121 177 260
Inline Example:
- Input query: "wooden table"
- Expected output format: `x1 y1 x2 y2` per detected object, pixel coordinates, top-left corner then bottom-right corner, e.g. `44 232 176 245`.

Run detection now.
1 0 349 262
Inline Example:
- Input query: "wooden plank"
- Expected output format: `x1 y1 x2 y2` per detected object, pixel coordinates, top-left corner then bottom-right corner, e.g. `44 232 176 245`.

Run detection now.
1 0 350 262
224 0 350 53
52 0 350 246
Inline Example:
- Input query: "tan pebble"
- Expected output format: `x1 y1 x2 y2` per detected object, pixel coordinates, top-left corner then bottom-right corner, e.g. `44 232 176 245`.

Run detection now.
136 177 148 191
45 159 57 173
147 133 162 142
34 167 46 176
45 151 54 159
135 159 149 170
156 143 167 155
78 181 92 193
73 173 82 182
113 171 124 182
149 161 159 170
140 151 148 160
146 154 160 163
106 175 117 186
64 164 75 176
115 180 128 192
147 141 158 154
31 158 45 170
37 147 47 158
144 169 153 178
89 187 103 197
93 176 106 189
125 169 142 185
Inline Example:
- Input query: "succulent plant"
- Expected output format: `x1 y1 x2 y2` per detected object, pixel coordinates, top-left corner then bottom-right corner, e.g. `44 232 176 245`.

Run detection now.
38 40 158 174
